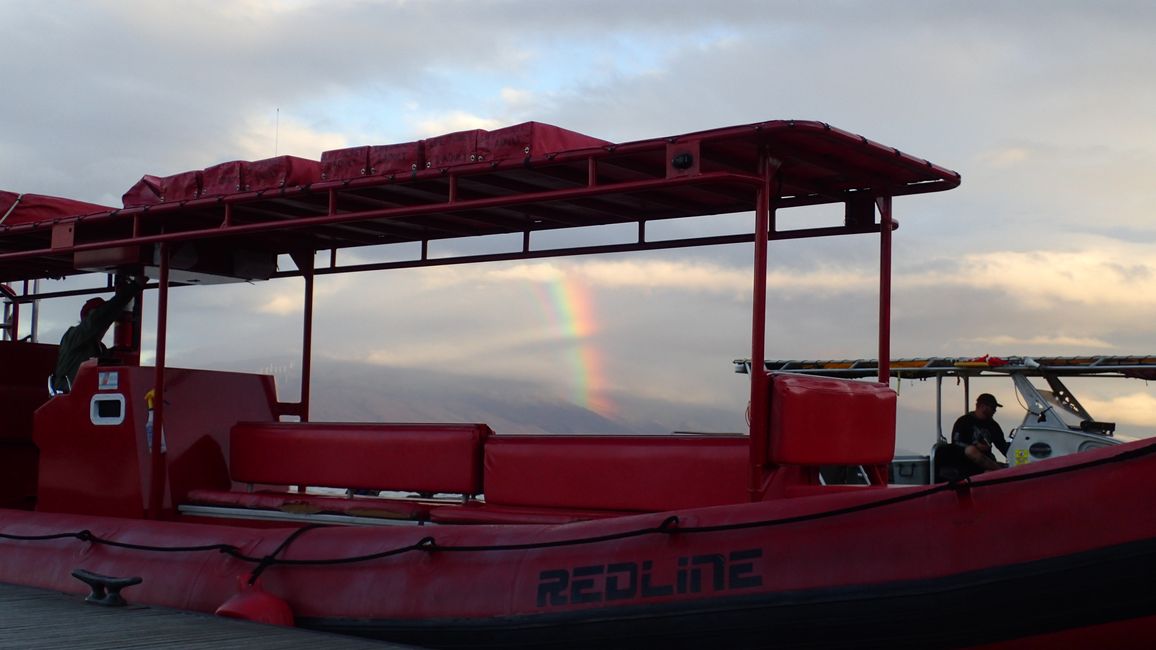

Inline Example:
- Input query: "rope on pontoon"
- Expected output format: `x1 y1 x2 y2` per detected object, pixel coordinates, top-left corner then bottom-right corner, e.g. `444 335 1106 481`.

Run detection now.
2 440 1154 580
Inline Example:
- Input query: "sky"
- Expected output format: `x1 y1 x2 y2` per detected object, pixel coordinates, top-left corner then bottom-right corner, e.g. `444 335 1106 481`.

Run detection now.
3 1 1155 451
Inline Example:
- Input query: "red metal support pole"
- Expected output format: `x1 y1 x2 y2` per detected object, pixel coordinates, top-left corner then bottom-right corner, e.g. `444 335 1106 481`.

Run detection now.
876 196 893 384
748 155 777 499
148 243 170 519
3 284 19 341
300 256 315 423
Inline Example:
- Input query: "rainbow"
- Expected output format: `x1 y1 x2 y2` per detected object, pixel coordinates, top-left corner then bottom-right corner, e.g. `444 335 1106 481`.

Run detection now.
536 271 615 418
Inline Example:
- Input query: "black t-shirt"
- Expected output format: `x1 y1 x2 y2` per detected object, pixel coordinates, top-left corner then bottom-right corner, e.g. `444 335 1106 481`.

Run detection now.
951 412 1009 459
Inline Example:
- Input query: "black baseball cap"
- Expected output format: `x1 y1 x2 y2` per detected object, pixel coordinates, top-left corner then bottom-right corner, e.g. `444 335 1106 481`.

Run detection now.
977 393 1003 408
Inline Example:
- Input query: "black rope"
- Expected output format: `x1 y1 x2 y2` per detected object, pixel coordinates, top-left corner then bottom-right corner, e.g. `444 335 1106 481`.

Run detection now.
247 523 327 584
421 516 683 554
0 530 91 542
83 536 244 556
1 441 1152 571
268 536 437 567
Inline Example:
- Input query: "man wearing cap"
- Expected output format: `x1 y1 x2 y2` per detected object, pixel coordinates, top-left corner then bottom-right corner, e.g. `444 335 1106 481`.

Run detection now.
951 393 1009 474
51 275 144 393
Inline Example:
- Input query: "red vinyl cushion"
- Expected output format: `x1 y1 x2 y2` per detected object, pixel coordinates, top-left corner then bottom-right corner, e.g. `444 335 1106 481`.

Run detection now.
767 374 896 466
483 435 748 512
320 146 369 181
185 489 430 520
424 129 482 168
200 161 247 198
475 122 608 162
123 171 204 206
244 156 320 191
121 175 163 206
430 502 630 525
368 141 424 177
230 422 492 495
114 122 608 201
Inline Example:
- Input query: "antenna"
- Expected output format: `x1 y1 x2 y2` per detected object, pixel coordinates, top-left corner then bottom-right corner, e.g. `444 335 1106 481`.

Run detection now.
274 108 280 156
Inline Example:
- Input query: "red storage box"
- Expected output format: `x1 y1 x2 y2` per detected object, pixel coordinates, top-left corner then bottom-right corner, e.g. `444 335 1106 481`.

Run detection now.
767 374 896 466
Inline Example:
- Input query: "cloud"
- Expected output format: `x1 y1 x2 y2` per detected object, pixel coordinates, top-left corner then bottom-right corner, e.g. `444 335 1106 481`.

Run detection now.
7 1 1156 437
499 87 536 109
411 111 505 137
979 147 1031 168
483 259 872 297
234 113 350 161
257 293 298 316
1079 392 1156 429
903 246 1156 310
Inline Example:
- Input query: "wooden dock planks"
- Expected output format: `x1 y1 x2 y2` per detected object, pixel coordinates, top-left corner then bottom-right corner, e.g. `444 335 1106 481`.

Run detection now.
0 582 413 649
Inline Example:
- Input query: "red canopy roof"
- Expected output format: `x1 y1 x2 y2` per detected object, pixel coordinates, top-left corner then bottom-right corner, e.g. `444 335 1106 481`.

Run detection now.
0 191 111 227
0 120 959 283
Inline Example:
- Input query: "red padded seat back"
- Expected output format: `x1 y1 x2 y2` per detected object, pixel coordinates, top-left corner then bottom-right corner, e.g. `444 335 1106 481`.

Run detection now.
767 374 896 466
483 435 748 512
230 422 492 495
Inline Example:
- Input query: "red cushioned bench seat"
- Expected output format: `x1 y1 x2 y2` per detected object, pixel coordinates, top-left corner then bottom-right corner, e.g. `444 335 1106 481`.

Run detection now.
185 489 432 520
483 434 749 512
429 502 635 525
183 422 492 521
230 421 492 495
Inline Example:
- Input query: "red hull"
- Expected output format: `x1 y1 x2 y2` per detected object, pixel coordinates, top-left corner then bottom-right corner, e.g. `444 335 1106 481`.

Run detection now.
3 438 1155 648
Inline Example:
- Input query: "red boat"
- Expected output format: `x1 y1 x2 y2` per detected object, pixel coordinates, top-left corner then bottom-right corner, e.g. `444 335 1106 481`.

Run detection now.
1 120 1154 648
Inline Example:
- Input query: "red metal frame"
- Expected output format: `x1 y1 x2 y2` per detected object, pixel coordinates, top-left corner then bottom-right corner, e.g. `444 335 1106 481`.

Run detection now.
0 120 959 284
0 119 959 508
148 243 169 519
748 155 776 498
0 283 16 341
0 172 762 266
296 252 315 423
876 196 893 384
